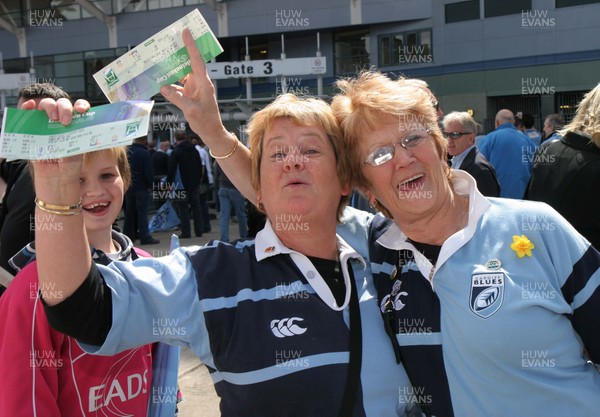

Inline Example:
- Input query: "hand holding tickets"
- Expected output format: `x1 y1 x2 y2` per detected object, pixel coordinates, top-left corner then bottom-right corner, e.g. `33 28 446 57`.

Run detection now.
0 101 154 161
0 9 222 161
93 8 223 102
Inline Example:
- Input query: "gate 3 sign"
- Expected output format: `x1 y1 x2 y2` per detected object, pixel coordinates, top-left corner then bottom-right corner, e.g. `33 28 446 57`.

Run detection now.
206 57 326 79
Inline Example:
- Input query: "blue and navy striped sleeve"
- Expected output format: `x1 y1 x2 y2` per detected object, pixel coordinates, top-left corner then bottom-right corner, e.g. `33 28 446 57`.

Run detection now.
561 244 600 362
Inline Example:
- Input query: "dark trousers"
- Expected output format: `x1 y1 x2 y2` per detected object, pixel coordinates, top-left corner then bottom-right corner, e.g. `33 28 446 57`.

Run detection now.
173 186 204 237
199 188 211 232
123 189 152 241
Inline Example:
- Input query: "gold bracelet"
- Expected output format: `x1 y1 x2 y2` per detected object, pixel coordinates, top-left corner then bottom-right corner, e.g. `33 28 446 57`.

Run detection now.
35 197 83 216
209 134 239 160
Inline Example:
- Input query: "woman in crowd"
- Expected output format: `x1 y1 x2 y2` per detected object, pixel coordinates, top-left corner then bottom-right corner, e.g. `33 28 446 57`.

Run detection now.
527 82 600 250
328 71 600 416
0 147 180 416
30 91 417 415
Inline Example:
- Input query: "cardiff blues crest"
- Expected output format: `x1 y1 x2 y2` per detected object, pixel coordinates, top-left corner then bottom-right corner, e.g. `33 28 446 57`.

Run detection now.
470 273 504 318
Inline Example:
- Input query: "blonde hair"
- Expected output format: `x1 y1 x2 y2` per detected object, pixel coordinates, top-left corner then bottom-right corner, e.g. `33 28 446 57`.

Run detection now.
84 147 131 191
560 83 600 146
245 93 351 220
331 71 448 190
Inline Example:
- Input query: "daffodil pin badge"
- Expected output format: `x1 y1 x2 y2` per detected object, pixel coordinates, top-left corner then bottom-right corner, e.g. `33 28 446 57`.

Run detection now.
510 235 534 258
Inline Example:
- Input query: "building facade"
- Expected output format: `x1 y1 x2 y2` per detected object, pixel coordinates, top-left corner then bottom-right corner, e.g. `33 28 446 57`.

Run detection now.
1 0 599 135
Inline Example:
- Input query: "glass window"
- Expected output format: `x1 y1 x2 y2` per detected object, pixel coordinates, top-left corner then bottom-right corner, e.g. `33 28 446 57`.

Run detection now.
85 49 117 60
393 34 404 58
556 0 600 6
379 36 392 67
0 1 24 27
3 58 28 74
378 29 432 67
148 0 183 10
445 0 480 23
112 0 152 13
334 30 370 75
420 31 432 57
406 32 417 54
54 77 85 96
55 62 84 77
54 52 83 62
484 0 531 18
122 0 147 13
31 56 55 83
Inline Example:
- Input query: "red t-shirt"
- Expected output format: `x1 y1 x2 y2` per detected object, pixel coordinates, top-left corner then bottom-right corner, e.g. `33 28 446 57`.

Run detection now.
0 262 153 416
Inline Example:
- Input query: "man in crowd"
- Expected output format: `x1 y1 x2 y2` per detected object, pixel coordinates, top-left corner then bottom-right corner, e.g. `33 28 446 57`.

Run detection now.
443 111 500 197
123 136 159 245
167 130 207 238
479 109 536 199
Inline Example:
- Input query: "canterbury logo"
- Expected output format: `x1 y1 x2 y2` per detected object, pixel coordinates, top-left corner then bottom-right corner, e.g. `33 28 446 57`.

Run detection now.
270 317 307 338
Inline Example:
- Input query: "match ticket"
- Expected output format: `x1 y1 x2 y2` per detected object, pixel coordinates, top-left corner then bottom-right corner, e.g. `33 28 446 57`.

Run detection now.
0 101 154 160
93 9 223 102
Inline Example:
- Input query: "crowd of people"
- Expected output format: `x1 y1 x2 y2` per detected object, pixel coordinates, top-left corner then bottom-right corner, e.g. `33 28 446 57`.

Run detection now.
1 28 600 417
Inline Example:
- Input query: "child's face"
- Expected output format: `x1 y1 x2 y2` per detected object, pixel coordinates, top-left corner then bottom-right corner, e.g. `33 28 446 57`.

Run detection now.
80 152 124 235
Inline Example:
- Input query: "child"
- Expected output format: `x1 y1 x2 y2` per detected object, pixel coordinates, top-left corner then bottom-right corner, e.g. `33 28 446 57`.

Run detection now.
0 147 179 416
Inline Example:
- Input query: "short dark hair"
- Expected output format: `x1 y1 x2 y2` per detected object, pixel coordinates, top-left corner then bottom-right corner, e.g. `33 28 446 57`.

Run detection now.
545 113 564 130
173 130 187 142
18 83 70 101
514 117 524 128
133 135 148 144
522 114 535 129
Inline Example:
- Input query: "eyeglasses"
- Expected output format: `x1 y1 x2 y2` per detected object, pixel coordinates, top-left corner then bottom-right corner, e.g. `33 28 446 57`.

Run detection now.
363 131 429 167
432 100 440 112
442 131 471 140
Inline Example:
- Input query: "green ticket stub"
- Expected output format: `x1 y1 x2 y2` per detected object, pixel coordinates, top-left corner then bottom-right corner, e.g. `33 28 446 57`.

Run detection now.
93 8 223 102
0 101 154 160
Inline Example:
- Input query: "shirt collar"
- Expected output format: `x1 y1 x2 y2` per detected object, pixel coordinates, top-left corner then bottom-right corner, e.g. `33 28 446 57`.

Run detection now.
377 171 491 277
450 144 475 168
92 230 135 265
255 220 365 264
255 219 366 310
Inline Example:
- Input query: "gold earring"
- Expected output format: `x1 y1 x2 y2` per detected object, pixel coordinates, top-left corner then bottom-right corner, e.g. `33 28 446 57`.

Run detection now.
257 197 265 212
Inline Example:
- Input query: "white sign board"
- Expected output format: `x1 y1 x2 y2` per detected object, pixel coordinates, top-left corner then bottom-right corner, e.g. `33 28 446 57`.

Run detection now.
206 57 326 80
0 73 31 90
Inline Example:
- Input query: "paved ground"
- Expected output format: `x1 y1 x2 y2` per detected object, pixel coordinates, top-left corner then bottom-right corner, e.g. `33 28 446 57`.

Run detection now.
122 211 244 416
177 346 220 417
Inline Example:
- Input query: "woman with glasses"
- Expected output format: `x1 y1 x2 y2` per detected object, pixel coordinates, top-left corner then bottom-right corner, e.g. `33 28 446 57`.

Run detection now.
442 111 500 197
329 70 600 417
